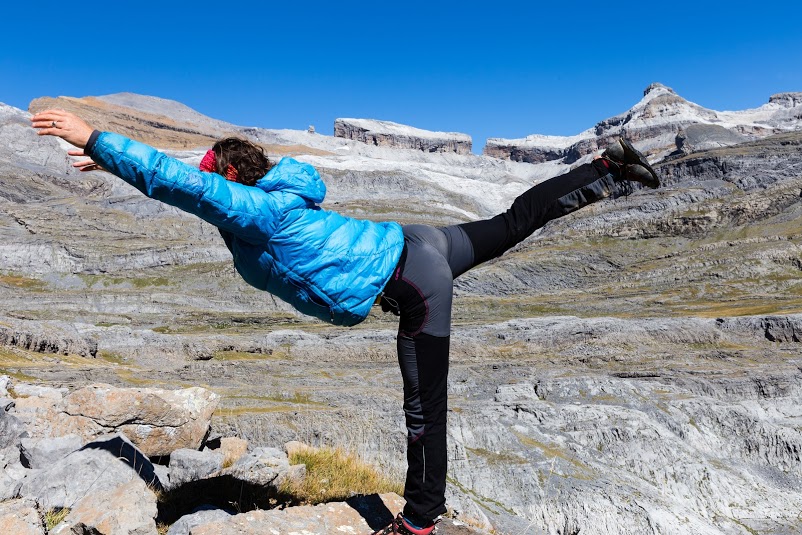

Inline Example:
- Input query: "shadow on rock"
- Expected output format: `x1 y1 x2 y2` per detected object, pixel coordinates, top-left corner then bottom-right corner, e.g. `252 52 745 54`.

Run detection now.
80 435 162 491
156 475 286 526
346 493 395 530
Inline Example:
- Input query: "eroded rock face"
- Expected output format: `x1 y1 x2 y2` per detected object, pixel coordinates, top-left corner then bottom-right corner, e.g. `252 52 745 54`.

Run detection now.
335 118 472 154
0 321 97 359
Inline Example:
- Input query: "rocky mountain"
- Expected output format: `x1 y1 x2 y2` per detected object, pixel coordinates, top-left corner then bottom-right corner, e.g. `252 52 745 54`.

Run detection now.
484 82 802 163
2 84 802 534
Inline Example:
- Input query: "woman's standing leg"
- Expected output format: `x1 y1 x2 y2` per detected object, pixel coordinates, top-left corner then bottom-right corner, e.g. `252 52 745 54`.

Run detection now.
380 225 456 529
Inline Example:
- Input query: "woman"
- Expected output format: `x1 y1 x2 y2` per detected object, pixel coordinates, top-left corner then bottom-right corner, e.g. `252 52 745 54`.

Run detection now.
32 109 658 535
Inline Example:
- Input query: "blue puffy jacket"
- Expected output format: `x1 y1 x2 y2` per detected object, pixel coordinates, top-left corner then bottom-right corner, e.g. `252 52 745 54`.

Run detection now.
86 132 405 326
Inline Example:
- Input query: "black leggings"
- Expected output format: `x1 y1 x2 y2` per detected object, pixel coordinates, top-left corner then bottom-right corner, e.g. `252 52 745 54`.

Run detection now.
379 162 620 523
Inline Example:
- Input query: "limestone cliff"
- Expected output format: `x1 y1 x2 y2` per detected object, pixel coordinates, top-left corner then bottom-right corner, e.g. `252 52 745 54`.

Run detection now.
334 117 472 154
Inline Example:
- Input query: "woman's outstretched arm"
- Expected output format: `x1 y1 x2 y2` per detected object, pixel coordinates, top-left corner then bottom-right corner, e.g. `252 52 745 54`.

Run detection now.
31 109 283 242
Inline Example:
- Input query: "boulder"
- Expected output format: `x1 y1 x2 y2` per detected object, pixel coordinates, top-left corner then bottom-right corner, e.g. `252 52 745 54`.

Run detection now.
0 465 25 501
51 478 157 535
168 448 224 488
0 374 9 396
63 384 219 456
0 498 44 535
9 391 105 442
21 434 160 509
220 447 289 487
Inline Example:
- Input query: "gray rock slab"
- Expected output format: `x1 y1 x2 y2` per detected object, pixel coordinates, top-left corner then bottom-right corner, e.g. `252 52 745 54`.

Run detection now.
20 434 83 469
20 434 159 509
0 375 9 396
153 463 170 489
0 466 24 501
0 408 27 449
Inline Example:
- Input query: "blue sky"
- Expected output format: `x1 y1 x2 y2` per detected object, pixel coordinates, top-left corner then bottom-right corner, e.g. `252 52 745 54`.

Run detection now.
3 1 801 153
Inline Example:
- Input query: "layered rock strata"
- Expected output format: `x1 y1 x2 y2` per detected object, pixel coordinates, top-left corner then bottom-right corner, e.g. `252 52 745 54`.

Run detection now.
335 118 472 154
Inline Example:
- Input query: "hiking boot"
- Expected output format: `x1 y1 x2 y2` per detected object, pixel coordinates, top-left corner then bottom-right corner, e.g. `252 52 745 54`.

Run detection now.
602 138 660 189
622 164 659 188
372 513 438 535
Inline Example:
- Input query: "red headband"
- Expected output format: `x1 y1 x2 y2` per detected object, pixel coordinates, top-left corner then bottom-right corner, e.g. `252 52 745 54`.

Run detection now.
199 149 239 182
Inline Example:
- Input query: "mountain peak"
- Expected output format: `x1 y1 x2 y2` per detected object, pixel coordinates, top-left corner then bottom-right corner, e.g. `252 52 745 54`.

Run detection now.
643 82 675 97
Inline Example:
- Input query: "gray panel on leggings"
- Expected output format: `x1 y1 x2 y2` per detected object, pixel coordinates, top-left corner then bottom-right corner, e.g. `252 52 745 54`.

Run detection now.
401 225 454 338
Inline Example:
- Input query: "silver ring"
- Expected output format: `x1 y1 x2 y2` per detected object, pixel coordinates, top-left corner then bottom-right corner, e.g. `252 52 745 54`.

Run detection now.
51 121 57 128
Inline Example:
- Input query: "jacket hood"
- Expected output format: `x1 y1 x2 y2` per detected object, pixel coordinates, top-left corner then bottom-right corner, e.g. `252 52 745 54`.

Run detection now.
255 157 326 203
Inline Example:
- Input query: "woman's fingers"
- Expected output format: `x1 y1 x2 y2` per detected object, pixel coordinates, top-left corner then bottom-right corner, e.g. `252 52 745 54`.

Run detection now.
30 109 93 148
72 159 105 172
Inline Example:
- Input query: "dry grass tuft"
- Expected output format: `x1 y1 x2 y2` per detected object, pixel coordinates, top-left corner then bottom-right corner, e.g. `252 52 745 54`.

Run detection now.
281 446 403 505
44 508 70 530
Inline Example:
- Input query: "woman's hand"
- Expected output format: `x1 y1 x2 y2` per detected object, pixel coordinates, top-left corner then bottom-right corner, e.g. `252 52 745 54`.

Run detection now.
31 109 94 149
67 149 106 173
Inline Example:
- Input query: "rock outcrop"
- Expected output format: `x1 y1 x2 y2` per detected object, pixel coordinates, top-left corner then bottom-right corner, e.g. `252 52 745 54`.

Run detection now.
0 376 410 535
335 118 472 154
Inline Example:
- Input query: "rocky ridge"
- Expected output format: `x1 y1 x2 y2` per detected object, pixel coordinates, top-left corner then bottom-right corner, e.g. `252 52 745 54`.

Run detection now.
1 83 802 533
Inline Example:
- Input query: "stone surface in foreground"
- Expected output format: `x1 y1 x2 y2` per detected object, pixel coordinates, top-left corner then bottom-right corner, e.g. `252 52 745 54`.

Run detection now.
189 493 482 534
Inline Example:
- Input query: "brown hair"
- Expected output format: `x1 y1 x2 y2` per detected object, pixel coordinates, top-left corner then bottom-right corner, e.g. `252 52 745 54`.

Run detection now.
213 137 274 186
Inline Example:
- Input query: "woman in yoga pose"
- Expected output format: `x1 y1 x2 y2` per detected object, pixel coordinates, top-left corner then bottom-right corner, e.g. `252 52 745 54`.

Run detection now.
32 109 658 534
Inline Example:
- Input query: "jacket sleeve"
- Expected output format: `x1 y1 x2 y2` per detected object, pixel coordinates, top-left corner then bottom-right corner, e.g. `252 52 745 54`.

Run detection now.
86 132 282 242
